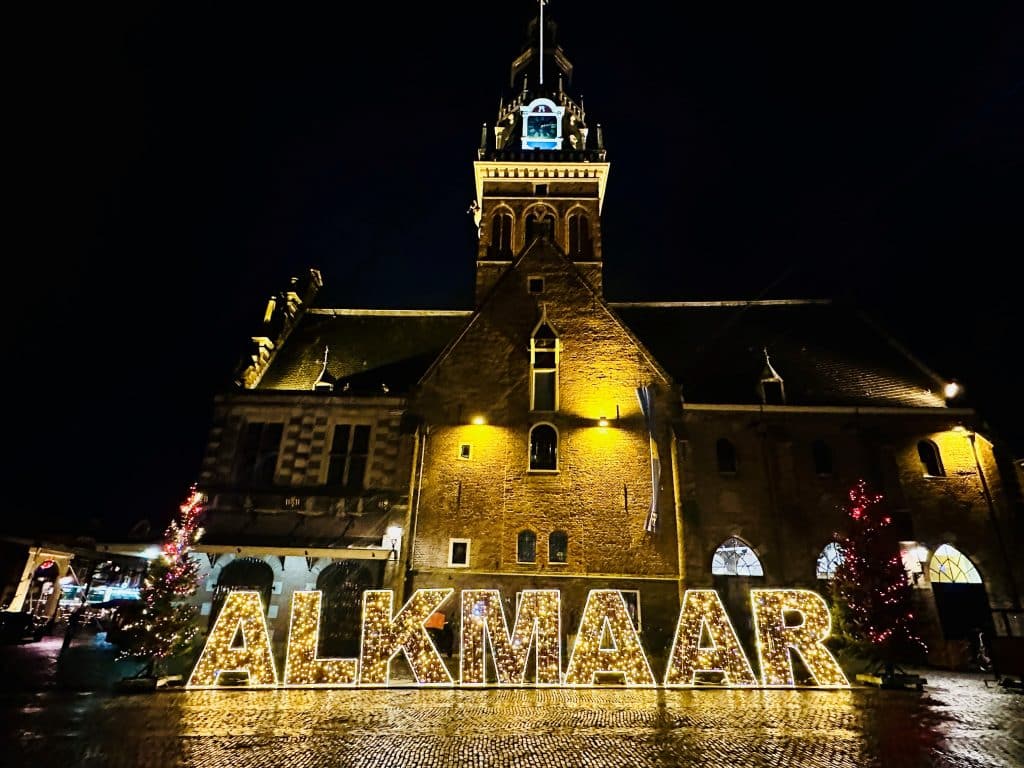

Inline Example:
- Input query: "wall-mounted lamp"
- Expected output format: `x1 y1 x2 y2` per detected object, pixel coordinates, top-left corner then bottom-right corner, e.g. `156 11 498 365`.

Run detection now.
471 415 486 425
944 381 962 400
598 416 609 427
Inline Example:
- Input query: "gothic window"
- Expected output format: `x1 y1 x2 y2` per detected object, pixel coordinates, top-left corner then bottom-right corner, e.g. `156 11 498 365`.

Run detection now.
568 212 593 259
813 440 833 476
529 424 558 471
316 561 381 658
816 542 844 580
526 211 556 241
716 438 737 474
327 424 371 489
711 537 764 577
236 422 284 486
517 530 537 563
929 544 982 584
530 317 559 412
548 530 568 563
488 212 513 258
917 440 945 477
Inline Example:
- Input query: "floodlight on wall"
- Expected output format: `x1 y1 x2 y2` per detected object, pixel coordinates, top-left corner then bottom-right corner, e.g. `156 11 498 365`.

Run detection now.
471 415 486 426
598 417 609 427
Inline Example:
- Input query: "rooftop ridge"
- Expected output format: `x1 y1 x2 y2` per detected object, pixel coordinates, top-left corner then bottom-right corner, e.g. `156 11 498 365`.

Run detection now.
310 308 473 317
608 299 833 308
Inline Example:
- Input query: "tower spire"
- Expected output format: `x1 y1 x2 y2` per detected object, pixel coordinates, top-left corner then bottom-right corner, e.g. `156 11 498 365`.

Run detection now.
539 0 547 85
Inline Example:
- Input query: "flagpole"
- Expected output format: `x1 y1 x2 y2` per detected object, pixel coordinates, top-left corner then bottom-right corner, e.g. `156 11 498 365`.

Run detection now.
539 0 545 85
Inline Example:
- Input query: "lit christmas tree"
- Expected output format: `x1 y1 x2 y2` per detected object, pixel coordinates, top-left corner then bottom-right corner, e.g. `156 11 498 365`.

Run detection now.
116 486 205 678
831 479 926 673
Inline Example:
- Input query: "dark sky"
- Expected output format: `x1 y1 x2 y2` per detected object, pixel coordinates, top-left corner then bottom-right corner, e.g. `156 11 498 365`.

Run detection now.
12 1 1023 536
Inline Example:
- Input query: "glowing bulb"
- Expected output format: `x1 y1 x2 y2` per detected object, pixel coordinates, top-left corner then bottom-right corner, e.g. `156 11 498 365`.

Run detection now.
471 415 486 425
597 417 609 427
944 381 960 399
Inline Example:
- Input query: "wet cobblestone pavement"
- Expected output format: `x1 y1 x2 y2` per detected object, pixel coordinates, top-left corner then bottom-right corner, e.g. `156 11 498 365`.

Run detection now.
6 672 1023 768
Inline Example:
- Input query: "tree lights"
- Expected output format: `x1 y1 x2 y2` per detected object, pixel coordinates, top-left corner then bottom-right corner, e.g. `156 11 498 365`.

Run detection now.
187 587 851 689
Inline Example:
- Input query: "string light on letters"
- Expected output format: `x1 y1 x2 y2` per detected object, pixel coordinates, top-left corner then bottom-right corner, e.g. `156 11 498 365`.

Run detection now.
359 588 454 686
283 590 358 686
187 591 277 688
751 588 849 688
460 589 561 686
564 589 655 687
663 589 757 687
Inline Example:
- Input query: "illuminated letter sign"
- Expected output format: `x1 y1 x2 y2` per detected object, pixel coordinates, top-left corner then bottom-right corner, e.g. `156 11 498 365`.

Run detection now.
460 589 561 685
187 591 277 687
187 586 851 689
359 588 453 685
751 589 849 687
664 589 757 687
564 589 655 687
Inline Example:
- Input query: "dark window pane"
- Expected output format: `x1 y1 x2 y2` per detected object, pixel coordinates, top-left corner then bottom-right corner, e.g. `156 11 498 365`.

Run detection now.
330 425 351 456
549 531 568 563
716 438 736 473
451 542 468 565
530 425 557 470
351 425 371 454
533 372 556 411
918 440 944 477
517 531 536 563
345 456 367 490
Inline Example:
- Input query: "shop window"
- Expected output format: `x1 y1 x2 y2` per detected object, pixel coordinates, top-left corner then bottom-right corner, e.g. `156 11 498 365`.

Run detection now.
917 440 945 477
716 438 737 474
529 424 558 471
517 530 537 563
711 537 764 577
327 424 371 489
236 422 284 486
549 531 568 563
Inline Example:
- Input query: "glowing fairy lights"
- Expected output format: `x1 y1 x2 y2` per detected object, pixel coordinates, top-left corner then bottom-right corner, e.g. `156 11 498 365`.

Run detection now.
284 591 358 686
187 591 277 687
359 588 454 685
460 589 561 685
564 589 656 687
664 589 757 687
751 589 849 687
186 587 851 689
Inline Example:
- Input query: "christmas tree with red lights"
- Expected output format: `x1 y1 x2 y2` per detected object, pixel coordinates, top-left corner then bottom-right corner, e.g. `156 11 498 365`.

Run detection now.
115 486 205 677
831 479 926 671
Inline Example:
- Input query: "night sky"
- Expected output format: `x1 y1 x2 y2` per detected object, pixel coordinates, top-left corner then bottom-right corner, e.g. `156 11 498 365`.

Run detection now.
12 2 1023 537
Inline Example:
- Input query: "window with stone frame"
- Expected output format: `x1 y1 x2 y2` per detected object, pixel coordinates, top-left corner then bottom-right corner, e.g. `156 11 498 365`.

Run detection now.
327 424 372 490
517 530 537 563
529 424 558 471
548 530 568 563
530 316 559 412
917 439 945 477
488 211 513 258
236 421 284 486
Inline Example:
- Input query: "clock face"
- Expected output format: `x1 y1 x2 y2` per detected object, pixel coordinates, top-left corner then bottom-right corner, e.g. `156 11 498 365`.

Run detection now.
527 115 558 139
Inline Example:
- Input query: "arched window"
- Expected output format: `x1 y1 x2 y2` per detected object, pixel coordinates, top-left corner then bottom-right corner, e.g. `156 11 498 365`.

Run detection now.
917 440 945 477
929 544 982 584
812 440 833 476
211 557 274 626
711 537 764 577
316 560 381 657
716 438 737 474
488 212 513 258
549 531 568 563
816 542 844 580
529 424 558 471
568 212 593 259
526 211 556 241
517 530 537 563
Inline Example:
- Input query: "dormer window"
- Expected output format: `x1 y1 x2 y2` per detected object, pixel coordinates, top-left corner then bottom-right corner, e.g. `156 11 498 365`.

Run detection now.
530 310 559 412
520 98 565 150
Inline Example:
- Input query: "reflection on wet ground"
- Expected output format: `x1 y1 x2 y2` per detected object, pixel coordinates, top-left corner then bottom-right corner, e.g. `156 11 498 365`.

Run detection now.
6 671 1022 767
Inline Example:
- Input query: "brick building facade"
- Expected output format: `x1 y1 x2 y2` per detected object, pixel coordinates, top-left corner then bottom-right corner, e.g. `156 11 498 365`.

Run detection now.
189 10 1022 673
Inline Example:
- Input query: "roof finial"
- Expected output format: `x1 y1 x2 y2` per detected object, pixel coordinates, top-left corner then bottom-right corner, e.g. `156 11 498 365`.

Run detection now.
539 0 547 85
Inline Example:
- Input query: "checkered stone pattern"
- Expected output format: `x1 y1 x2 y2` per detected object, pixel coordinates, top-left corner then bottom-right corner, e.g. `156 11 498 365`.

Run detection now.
7 673 1022 768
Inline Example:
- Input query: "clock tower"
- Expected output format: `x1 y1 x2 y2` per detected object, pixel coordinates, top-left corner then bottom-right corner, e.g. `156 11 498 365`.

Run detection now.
473 6 609 304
